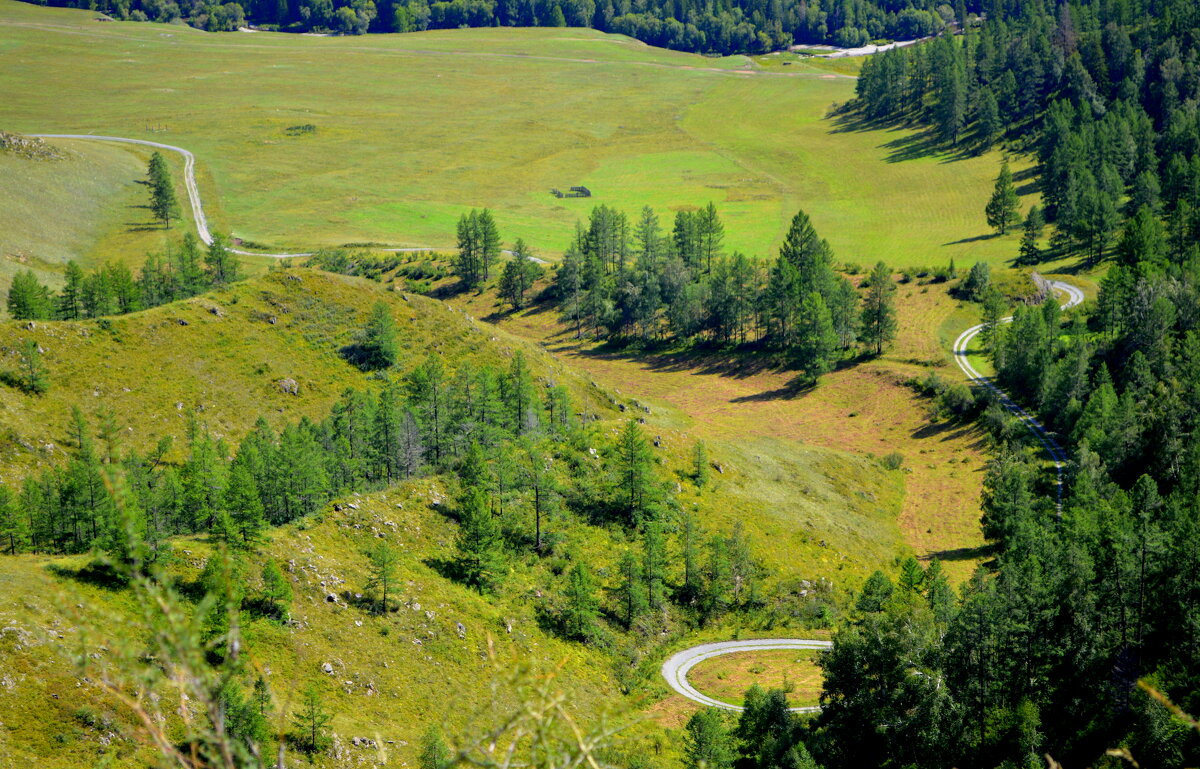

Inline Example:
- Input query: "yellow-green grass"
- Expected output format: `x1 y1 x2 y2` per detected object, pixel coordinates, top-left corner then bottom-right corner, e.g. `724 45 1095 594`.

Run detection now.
0 268 609 480
0 140 177 294
450 275 992 583
686 649 824 709
0 480 647 769
4 0 1035 269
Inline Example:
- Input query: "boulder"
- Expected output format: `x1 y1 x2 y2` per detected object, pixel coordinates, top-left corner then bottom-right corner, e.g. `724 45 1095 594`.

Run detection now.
277 378 300 396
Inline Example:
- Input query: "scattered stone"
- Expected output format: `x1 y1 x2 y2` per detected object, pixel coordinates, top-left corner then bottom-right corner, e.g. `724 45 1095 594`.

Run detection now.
653 436 662 448
176 318 188 326
325 593 338 603
0 131 66 160
456 622 466 639
714 463 724 474
277 378 299 395
321 662 334 674
352 736 378 749
207 305 224 317
23 321 35 331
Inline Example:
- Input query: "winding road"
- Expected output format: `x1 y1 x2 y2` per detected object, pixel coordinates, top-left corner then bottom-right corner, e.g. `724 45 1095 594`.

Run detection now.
661 639 832 713
29 133 507 260
951 278 1084 509
663 279 1085 712
35 134 1083 713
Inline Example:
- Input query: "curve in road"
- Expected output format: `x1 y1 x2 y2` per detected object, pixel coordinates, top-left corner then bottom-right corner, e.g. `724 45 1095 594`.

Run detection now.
661 638 832 713
29 133 543 261
951 279 1085 510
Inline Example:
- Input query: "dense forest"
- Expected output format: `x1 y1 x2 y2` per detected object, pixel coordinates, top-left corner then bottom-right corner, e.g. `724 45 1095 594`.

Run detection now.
24 0 955 52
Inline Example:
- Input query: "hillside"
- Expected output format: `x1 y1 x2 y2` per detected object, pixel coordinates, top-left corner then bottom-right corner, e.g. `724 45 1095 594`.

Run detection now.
0 267 923 766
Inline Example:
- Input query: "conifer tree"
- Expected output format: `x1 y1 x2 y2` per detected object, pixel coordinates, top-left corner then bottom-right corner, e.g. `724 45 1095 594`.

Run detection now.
355 301 399 370
419 726 451 769
148 152 181 229
684 709 735 769
455 487 503 590
617 549 648 628
985 159 1020 235
291 683 332 754
1017 205 1044 265
562 563 599 641
365 540 399 614
643 520 667 611
860 261 897 356
18 339 49 395
260 557 292 618
613 419 654 526
224 458 264 547
692 440 710 489
6 270 52 320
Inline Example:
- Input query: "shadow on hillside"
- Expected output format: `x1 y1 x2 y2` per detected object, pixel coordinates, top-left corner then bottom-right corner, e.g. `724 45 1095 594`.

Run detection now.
922 544 995 562
46 560 129 591
943 233 997 246
560 340 792 383
910 419 988 451
827 107 976 164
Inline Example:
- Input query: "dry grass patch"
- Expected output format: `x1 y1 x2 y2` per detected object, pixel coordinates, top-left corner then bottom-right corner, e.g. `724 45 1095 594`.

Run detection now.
687 649 824 709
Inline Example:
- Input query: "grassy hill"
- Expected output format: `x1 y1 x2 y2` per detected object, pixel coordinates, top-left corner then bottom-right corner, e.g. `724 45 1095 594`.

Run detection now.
0 268 923 765
2 0 1044 271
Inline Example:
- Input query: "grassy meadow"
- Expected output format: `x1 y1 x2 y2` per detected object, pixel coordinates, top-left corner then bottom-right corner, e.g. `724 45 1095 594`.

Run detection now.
686 648 824 709
3 0 1039 280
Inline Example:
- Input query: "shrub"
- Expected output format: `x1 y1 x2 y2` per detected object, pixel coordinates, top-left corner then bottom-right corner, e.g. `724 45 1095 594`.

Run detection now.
881 452 904 470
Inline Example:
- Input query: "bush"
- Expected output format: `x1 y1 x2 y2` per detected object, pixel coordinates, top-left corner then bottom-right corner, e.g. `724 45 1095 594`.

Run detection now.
881 452 904 470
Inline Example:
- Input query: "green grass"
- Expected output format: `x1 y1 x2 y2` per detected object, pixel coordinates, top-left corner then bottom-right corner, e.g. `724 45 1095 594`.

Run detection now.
3 0 1037 270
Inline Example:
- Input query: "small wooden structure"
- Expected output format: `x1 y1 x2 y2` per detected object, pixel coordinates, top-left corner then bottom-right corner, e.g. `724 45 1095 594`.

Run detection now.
550 186 592 198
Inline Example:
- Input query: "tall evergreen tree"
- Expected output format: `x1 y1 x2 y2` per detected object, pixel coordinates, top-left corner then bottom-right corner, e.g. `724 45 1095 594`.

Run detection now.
860 262 897 356
985 159 1020 235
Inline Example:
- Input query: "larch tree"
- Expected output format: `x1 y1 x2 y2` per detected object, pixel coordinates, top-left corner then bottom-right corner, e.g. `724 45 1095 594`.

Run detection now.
860 261 897 356
365 540 399 614
985 159 1020 235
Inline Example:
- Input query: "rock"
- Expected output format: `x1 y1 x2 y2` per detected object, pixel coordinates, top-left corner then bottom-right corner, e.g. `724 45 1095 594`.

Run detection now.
347 502 359 510
268 316 277 325
277 378 299 395
618 403 626 412
207 305 224 317
23 321 35 331
325 593 338 603
456 622 466 639
638 417 646 425
714 463 724 474
653 436 662 448
322 662 334 674
352 736 378 748
176 318 188 326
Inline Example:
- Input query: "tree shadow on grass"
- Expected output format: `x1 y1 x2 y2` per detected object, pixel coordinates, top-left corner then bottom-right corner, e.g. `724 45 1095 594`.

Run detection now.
921 543 996 562
826 106 975 164
46 560 129 591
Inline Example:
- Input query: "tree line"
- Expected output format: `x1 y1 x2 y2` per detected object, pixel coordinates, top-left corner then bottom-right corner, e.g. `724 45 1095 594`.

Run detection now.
735 207 1200 766
33 0 963 53
6 232 240 322
856 0 1200 273
527 204 897 382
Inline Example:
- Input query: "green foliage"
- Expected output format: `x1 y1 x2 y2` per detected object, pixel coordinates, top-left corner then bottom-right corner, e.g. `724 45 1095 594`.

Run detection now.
683 708 735 769
692 440 710 490
419 725 451 769
985 159 1020 235
6 269 53 320
290 683 332 754
17 338 49 395
455 487 504 591
859 261 897 356
498 239 543 311
148 151 180 229
561 563 600 642
364 540 399 614
350 300 399 370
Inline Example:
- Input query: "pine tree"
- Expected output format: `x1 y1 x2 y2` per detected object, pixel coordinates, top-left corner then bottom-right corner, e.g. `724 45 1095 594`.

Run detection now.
860 261 897 356
58 261 84 320
355 301 399 370
18 338 49 395
419 726 451 769
976 87 1002 150
455 487 504 590
223 459 264 548
856 570 894 612
985 159 1020 235
562 563 599 641
6 270 52 320
497 239 542 311
478 208 502 281
793 291 838 381
148 152 181 229
613 419 654 526
643 520 667 611
205 232 240 285
617 549 648 627
1018 205 1045 265
684 709 735 769
365 540 399 614
0 486 29 554
260 557 292 618
692 440 710 489
291 683 332 754
698 201 725 272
